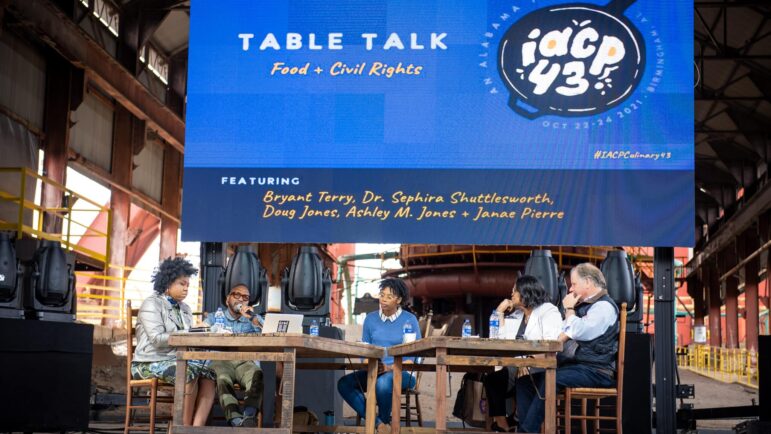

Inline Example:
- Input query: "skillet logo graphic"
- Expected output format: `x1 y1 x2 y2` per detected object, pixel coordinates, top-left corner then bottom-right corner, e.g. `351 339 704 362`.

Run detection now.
497 0 645 119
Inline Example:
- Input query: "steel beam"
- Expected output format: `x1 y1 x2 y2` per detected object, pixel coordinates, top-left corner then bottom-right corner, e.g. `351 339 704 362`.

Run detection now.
159 147 182 260
687 176 771 279
744 228 761 352
654 247 676 434
104 105 135 327
8 0 185 153
708 262 723 346
722 249 740 348
41 54 74 234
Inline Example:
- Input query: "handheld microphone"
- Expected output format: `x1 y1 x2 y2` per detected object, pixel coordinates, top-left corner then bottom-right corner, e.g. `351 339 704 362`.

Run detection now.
235 303 254 318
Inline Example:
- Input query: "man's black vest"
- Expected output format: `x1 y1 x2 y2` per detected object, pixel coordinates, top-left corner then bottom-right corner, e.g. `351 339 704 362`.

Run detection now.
572 294 619 372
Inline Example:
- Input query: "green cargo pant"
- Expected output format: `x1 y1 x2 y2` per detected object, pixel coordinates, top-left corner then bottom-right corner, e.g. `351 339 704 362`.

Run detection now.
211 360 264 421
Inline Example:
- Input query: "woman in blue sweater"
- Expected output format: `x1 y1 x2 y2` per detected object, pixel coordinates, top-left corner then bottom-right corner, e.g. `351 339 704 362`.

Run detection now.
337 278 421 430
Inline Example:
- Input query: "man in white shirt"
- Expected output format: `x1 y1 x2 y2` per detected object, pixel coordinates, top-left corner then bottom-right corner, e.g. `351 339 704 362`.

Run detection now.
516 263 619 433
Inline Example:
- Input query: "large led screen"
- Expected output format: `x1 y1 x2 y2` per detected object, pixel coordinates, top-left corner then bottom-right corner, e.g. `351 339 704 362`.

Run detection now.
182 0 694 246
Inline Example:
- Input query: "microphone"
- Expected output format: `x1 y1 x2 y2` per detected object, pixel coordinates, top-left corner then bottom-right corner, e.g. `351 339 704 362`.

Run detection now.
236 304 264 326
235 303 254 318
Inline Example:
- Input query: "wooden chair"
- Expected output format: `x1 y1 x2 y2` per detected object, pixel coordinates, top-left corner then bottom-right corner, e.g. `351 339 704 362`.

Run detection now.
124 300 174 434
401 311 433 426
559 303 627 434
356 312 446 427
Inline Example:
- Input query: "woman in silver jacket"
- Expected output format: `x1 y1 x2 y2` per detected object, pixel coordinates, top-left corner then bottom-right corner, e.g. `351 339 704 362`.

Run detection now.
131 257 216 426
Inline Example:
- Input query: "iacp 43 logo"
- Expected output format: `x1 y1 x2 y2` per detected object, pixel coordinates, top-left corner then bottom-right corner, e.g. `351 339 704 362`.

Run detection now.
498 0 644 119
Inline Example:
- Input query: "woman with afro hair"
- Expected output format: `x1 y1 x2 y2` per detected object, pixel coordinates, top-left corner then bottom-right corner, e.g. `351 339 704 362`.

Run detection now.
131 257 216 426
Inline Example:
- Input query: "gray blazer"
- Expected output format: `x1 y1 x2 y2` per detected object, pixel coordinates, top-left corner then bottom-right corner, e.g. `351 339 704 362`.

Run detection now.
133 292 192 362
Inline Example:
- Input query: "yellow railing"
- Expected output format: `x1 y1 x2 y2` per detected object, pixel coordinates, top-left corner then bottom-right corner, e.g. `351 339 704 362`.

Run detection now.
75 265 132 325
0 167 111 269
677 344 758 388
75 264 204 326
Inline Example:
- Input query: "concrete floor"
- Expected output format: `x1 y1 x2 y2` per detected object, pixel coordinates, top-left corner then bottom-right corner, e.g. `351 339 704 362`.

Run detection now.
87 367 758 433
677 368 758 432
335 364 759 432
88 327 761 433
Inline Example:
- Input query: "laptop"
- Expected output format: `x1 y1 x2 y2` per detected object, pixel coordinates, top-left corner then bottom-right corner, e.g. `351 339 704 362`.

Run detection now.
262 313 304 334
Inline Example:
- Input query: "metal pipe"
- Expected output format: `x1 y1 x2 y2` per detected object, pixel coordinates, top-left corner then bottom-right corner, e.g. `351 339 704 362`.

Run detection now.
336 251 399 324
402 270 517 298
720 239 771 282
383 262 524 277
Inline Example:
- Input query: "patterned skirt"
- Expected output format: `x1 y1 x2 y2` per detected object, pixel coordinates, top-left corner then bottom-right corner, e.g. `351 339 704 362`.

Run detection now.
131 359 216 385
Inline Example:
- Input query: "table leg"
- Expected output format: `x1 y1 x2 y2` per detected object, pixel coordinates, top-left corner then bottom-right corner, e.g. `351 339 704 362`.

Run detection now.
435 348 447 432
391 357 402 434
544 362 557 434
365 358 379 434
172 350 187 429
280 348 296 431
275 360 284 427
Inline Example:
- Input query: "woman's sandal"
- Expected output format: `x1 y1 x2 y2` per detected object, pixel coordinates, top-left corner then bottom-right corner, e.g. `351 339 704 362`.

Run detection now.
491 421 518 432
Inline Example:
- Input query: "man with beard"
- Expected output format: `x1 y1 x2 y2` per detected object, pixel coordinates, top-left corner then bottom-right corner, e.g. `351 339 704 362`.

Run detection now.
205 284 264 427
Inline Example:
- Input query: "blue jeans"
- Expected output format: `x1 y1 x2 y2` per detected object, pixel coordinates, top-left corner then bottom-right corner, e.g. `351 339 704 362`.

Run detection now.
337 369 416 425
515 364 614 433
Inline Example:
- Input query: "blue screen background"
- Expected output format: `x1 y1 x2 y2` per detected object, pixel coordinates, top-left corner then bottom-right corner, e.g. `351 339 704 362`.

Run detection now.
185 0 694 170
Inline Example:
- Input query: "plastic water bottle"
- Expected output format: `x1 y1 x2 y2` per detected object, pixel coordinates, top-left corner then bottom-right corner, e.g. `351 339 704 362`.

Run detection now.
403 321 416 343
489 310 500 339
213 307 226 333
310 319 319 337
462 319 472 338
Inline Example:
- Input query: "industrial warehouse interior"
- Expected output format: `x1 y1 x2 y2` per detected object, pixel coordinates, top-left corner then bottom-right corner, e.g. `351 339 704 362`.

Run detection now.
1 1 770 433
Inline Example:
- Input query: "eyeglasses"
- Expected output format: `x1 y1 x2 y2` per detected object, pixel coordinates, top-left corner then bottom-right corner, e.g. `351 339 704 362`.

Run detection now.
378 292 398 300
229 292 250 301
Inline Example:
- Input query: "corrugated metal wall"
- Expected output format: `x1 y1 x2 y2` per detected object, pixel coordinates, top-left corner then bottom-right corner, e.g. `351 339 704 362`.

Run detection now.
0 31 45 226
0 31 46 130
69 90 114 172
132 138 163 202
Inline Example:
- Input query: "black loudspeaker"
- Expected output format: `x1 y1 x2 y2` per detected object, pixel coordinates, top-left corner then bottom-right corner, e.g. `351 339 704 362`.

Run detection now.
0 318 93 431
222 245 268 314
623 333 653 434
601 250 643 332
0 232 24 318
17 239 76 322
524 250 559 304
281 245 331 324
201 242 226 315
557 272 568 313
628 273 645 333
600 250 635 306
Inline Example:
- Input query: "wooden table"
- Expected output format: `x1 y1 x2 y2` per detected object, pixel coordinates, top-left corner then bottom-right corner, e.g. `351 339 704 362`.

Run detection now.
168 333 384 434
388 336 562 433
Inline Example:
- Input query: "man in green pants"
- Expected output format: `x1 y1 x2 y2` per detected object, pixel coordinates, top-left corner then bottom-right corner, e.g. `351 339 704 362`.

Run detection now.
205 284 264 427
